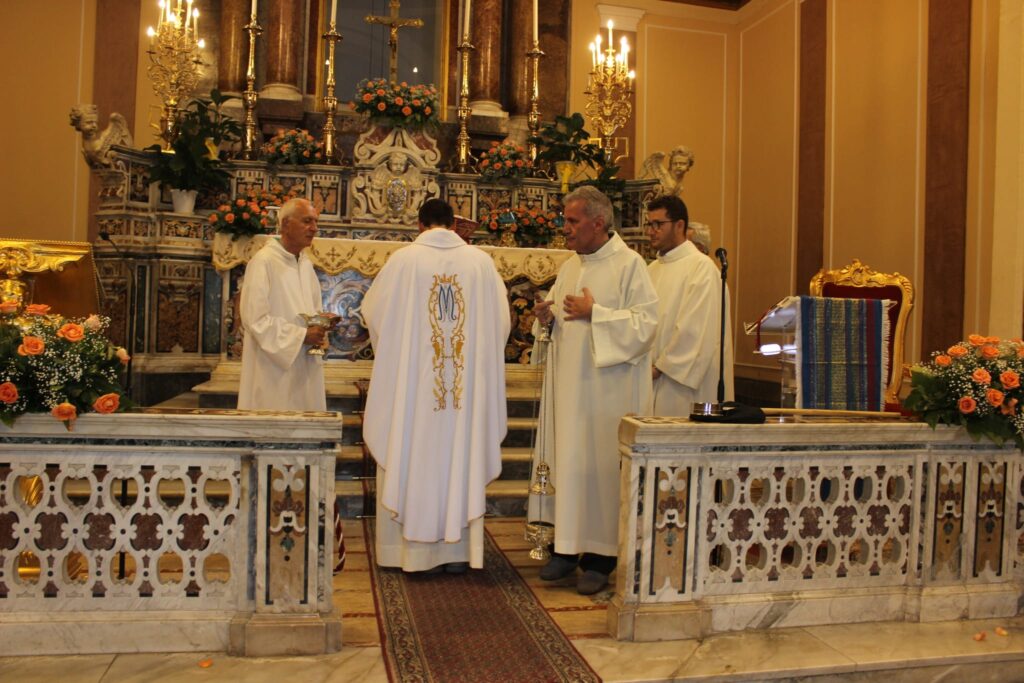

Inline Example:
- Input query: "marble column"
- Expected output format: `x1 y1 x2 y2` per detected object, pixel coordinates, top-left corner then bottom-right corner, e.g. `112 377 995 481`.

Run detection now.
218 0 249 95
469 0 507 118
262 0 304 101
504 0 531 142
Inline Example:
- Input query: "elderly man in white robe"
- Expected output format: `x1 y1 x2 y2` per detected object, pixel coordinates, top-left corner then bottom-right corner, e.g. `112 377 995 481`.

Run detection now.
237 198 328 411
645 195 734 415
532 186 658 595
363 198 510 574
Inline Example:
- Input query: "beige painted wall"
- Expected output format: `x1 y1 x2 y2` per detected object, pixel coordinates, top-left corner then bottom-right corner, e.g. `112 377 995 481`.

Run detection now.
0 0 95 242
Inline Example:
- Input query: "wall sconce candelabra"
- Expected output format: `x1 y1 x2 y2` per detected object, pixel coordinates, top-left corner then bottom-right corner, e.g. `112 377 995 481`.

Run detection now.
146 0 206 150
584 21 635 163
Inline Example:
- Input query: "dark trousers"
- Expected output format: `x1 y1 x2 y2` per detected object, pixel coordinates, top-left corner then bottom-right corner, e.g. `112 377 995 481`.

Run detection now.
551 549 616 575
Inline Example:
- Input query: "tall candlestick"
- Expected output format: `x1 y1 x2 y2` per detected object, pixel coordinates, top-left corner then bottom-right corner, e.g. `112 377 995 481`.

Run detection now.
463 0 472 40
330 0 336 25
532 0 538 43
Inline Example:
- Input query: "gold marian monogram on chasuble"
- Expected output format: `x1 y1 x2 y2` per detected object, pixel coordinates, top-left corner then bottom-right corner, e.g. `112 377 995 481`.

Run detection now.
429 274 466 410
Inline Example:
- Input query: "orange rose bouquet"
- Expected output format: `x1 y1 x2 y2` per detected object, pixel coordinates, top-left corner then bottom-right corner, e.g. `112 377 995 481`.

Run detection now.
478 141 532 182
0 301 130 429
478 206 559 248
208 183 302 240
350 79 439 130
262 128 324 166
904 335 1024 449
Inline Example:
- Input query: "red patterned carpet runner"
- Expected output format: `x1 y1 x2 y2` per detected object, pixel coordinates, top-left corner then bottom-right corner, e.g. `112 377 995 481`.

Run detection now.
367 520 601 683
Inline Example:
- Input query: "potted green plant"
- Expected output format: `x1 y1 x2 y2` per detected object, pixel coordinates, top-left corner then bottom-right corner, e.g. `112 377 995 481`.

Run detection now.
145 90 242 214
528 113 604 191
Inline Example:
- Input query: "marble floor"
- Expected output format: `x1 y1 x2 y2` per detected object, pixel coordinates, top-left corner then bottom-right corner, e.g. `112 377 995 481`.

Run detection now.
3 518 1024 683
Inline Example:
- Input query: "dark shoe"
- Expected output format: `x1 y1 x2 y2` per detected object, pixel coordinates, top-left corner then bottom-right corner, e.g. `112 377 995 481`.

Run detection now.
539 555 578 581
576 570 608 595
444 562 469 574
415 565 443 575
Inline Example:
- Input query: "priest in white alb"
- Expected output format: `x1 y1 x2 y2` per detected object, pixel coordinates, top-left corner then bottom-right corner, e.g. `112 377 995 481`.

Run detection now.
531 186 658 595
645 195 734 415
362 198 510 573
237 198 328 411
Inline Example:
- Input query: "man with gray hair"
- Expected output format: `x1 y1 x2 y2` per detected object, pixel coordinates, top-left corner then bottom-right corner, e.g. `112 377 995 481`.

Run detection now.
238 197 328 410
532 185 658 595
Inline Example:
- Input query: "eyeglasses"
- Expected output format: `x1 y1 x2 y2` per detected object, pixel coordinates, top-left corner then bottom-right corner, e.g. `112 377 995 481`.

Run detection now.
643 219 675 231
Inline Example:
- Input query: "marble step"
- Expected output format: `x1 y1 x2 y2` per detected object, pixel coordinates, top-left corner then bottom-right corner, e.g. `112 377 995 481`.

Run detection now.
334 478 530 519
335 445 533 463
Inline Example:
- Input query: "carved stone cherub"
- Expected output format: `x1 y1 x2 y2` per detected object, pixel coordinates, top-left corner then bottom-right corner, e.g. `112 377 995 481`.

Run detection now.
69 104 133 169
642 145 695 200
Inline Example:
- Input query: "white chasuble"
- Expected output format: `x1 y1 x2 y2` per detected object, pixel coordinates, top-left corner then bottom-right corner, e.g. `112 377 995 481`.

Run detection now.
648 240 735 416
362 228 510 569
530 233 658 557
238 238 326 411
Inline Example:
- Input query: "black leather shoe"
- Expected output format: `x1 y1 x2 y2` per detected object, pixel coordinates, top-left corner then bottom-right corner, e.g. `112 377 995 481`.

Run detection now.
576 570 609 595
539 555 578 581
445 562 469 574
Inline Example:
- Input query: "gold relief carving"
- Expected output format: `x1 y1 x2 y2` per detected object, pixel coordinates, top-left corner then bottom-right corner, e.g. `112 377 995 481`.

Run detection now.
428 274 466 411
973 461 1007 578
0 240 93 305
162 218 206 239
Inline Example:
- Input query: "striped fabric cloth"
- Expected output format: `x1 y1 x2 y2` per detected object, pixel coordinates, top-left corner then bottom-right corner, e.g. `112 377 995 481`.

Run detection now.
796 295 890 411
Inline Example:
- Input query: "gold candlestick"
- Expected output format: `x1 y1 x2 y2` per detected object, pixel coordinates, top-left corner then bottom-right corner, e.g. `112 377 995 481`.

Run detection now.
146 1 205 149
584 24 635 164
322 22 343 164
240 13 263 160
526 42 544 171
452 39 476 174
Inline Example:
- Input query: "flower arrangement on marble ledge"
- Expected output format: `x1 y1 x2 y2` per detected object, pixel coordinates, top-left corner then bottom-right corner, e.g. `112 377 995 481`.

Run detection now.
478 141 532 182
904 335 1024 450
262 128 324 165
350 79 438 130
0 302 131 430
478 206 559 248
208 184 302 240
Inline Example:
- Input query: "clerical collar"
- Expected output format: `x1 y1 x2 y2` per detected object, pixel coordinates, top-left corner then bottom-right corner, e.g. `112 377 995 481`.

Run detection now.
579 232 621 262
658 240 699 264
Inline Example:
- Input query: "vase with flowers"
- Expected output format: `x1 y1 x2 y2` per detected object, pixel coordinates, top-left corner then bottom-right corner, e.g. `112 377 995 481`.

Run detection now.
262 129 324 166
478 206 558 248
208 183 303 240
478 141 532 183
0 302 131 430
904 334 1024 450
351 79 439 131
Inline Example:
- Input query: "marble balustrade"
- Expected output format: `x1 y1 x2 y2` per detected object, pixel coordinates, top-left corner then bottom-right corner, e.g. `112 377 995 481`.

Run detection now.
0 411 342 656
610 417 1024 641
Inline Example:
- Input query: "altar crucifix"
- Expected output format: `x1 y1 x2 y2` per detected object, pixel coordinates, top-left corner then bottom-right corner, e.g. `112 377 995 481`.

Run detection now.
365 0 425 82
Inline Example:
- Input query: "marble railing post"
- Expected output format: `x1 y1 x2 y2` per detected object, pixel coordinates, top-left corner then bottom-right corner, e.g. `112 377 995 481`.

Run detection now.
469 0 507 120
218 0 249 96
262 0 304 102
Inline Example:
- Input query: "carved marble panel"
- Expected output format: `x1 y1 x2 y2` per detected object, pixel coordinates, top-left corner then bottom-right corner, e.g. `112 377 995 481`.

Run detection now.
156 261 203 354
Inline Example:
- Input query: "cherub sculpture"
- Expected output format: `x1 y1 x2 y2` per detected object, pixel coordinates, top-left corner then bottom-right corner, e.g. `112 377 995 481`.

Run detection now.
69 104 134 169
641 145 694 199
358 152 432 223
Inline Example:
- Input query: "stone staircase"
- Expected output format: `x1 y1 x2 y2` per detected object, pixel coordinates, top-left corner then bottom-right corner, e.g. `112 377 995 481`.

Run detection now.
193 360 543 519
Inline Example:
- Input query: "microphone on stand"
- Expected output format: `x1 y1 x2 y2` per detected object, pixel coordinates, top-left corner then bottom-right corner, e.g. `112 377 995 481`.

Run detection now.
691 247 729 418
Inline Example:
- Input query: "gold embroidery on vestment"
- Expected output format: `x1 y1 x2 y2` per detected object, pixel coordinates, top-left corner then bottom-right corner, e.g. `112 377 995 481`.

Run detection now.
428 274 466 410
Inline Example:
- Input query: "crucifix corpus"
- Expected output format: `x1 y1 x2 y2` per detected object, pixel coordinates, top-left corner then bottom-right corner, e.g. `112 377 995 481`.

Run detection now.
365 0 425 82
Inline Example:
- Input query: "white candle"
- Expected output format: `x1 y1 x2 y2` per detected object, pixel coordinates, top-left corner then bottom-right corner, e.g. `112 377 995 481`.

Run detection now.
532 0 538 44
192 9 198 37
463 0 472 41
251 0 258 18
607 20 613 47
589 42 595 69
330 0 337 25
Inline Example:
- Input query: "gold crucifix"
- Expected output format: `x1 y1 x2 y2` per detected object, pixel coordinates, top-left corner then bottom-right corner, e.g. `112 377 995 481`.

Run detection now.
365 0 424 83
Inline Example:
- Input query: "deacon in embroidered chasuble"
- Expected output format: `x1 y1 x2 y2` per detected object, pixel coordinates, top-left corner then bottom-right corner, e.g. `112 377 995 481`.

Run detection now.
237 199 327 411
648 238 734 416
363 209 510 571
531 217 658 562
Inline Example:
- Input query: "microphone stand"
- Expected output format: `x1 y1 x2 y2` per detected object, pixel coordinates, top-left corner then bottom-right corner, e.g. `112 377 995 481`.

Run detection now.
691 248 729 418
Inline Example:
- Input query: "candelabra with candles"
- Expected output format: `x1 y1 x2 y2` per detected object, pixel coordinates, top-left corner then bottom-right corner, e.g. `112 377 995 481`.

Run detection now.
240 12 263 160
321 21 343 164
584 21 635 164
146 0 206 150
452 38 476 174
526 42 545 171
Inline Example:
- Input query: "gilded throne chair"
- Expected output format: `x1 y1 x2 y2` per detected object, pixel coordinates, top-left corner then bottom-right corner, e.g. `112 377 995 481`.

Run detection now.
809 258 915 410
